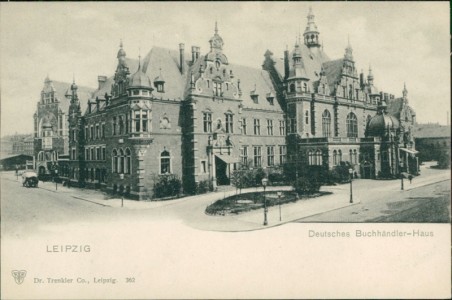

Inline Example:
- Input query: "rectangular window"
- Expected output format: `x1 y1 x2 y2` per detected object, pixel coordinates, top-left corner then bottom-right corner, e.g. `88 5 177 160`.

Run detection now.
241 146 248 166
113 117 117 135
90 126 94 140
72 149 76 160
119 116 124 135
102 147 106 161
305 110 309 125
253 146 262 167
203 112 212 133
101 123 106 138
267 119 273 136
201 160 207 173
91 148 95 161
279 145 286 165
96 124 100 139
225 114 233 133
253 119 260 135
125 114 129 133
85 149 89 161
267 146 274 166
279 120 286 135
142 111 148 132
134 111 140 132
241 118 247 135
96 148 101 161
85 126 88 141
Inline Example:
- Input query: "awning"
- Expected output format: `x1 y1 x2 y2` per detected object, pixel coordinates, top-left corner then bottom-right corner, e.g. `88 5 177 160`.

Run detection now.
400 148 419 155
215 154 239 164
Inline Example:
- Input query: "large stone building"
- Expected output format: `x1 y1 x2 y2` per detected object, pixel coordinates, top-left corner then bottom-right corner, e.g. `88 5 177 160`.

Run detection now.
33 76 94 177
35 9 418 199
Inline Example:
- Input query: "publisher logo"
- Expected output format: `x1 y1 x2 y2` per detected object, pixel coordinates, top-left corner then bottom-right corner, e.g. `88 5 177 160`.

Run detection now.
12 270 27 284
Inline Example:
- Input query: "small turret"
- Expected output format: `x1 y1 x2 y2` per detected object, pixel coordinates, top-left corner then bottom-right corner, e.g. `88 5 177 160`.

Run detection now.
303 7 320 48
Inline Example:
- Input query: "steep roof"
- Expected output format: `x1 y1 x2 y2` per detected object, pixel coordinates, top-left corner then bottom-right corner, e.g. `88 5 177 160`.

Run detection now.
51 81 94 115
413 124 450 138
386 98 404 119
229 63 280 112
322 59 343 93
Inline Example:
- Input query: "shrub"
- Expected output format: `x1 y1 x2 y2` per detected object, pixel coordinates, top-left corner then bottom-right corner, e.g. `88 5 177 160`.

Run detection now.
196 179 214 194
293 176 321 195
154 174 182 198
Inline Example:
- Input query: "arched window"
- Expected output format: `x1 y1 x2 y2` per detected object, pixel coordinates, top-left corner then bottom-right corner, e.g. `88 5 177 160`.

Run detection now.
346 112 358 138
338 150 343 162
322 110 331 137
316 150 322 165
112 149 118 173
125 148 131 174
308 150 314 165
303 82 308 93
333 150 338 165
289 83 295 93
119 149 124 174
160 150 171 174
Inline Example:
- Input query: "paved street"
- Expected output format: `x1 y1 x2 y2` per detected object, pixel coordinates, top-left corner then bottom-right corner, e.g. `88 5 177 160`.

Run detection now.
1 162 450 237
1 163 450 299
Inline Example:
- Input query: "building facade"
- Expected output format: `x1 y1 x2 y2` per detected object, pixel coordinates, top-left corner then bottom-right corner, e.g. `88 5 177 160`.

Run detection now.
36 9 417 199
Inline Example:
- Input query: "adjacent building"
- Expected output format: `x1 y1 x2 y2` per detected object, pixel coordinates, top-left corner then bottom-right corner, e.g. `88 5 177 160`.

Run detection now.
34 8 418 199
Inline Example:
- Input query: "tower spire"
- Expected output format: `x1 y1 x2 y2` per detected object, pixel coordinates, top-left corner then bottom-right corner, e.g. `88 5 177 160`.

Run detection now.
303 6 320 48
344 35 353 61
402 82 408 98
215 21 218 34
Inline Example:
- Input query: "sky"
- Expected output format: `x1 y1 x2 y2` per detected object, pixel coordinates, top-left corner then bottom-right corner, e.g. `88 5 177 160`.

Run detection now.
0 2 450 137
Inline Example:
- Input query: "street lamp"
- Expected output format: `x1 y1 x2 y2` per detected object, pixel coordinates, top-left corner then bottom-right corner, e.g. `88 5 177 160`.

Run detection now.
400 173 404 190
348 168 353 203
54 168 59 191
262 178 268 226
277 191 282 221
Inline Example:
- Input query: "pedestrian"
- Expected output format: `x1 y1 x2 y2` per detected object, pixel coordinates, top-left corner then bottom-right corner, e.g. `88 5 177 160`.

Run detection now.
408 174 413 184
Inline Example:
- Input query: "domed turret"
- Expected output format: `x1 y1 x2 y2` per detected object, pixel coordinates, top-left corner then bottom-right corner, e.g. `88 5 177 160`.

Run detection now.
128 56 153 92
366 101 400 137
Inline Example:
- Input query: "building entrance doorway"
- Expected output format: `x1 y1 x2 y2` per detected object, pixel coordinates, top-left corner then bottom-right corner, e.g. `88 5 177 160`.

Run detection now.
215 156 230 185
361 161 373 179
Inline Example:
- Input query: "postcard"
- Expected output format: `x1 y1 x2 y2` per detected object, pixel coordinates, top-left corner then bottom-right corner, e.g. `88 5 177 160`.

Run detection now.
1 2 450 299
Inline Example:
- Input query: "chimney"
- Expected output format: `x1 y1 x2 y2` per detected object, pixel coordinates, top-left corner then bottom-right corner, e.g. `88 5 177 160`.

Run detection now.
384 93 388 101
88 101 92 113
196 47 200 60
96 97 100 111
284 49 289 79
98 76 107 90
179 43 185 74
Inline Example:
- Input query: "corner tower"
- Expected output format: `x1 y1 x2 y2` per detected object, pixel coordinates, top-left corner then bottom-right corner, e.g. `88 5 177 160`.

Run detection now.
303 7 320 48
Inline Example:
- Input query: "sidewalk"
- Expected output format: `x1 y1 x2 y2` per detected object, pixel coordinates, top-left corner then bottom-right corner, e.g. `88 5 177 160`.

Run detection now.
2 164 449 232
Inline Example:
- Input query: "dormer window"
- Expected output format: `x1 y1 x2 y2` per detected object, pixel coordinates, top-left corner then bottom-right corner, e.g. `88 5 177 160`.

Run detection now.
266 92 275 105
250 85 259 103
155 82 164 93
216 60 221 69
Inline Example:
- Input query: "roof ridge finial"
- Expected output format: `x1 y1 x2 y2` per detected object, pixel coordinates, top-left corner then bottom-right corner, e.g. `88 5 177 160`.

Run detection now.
120 38 123 49
138 47 141 70
215 21 218 34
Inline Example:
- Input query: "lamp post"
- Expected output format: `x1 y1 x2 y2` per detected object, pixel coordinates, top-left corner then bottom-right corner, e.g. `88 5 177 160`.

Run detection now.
277 191 282 221
262 178 268 226
54 169 59 191
348 168 353 203
400 173 404 190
